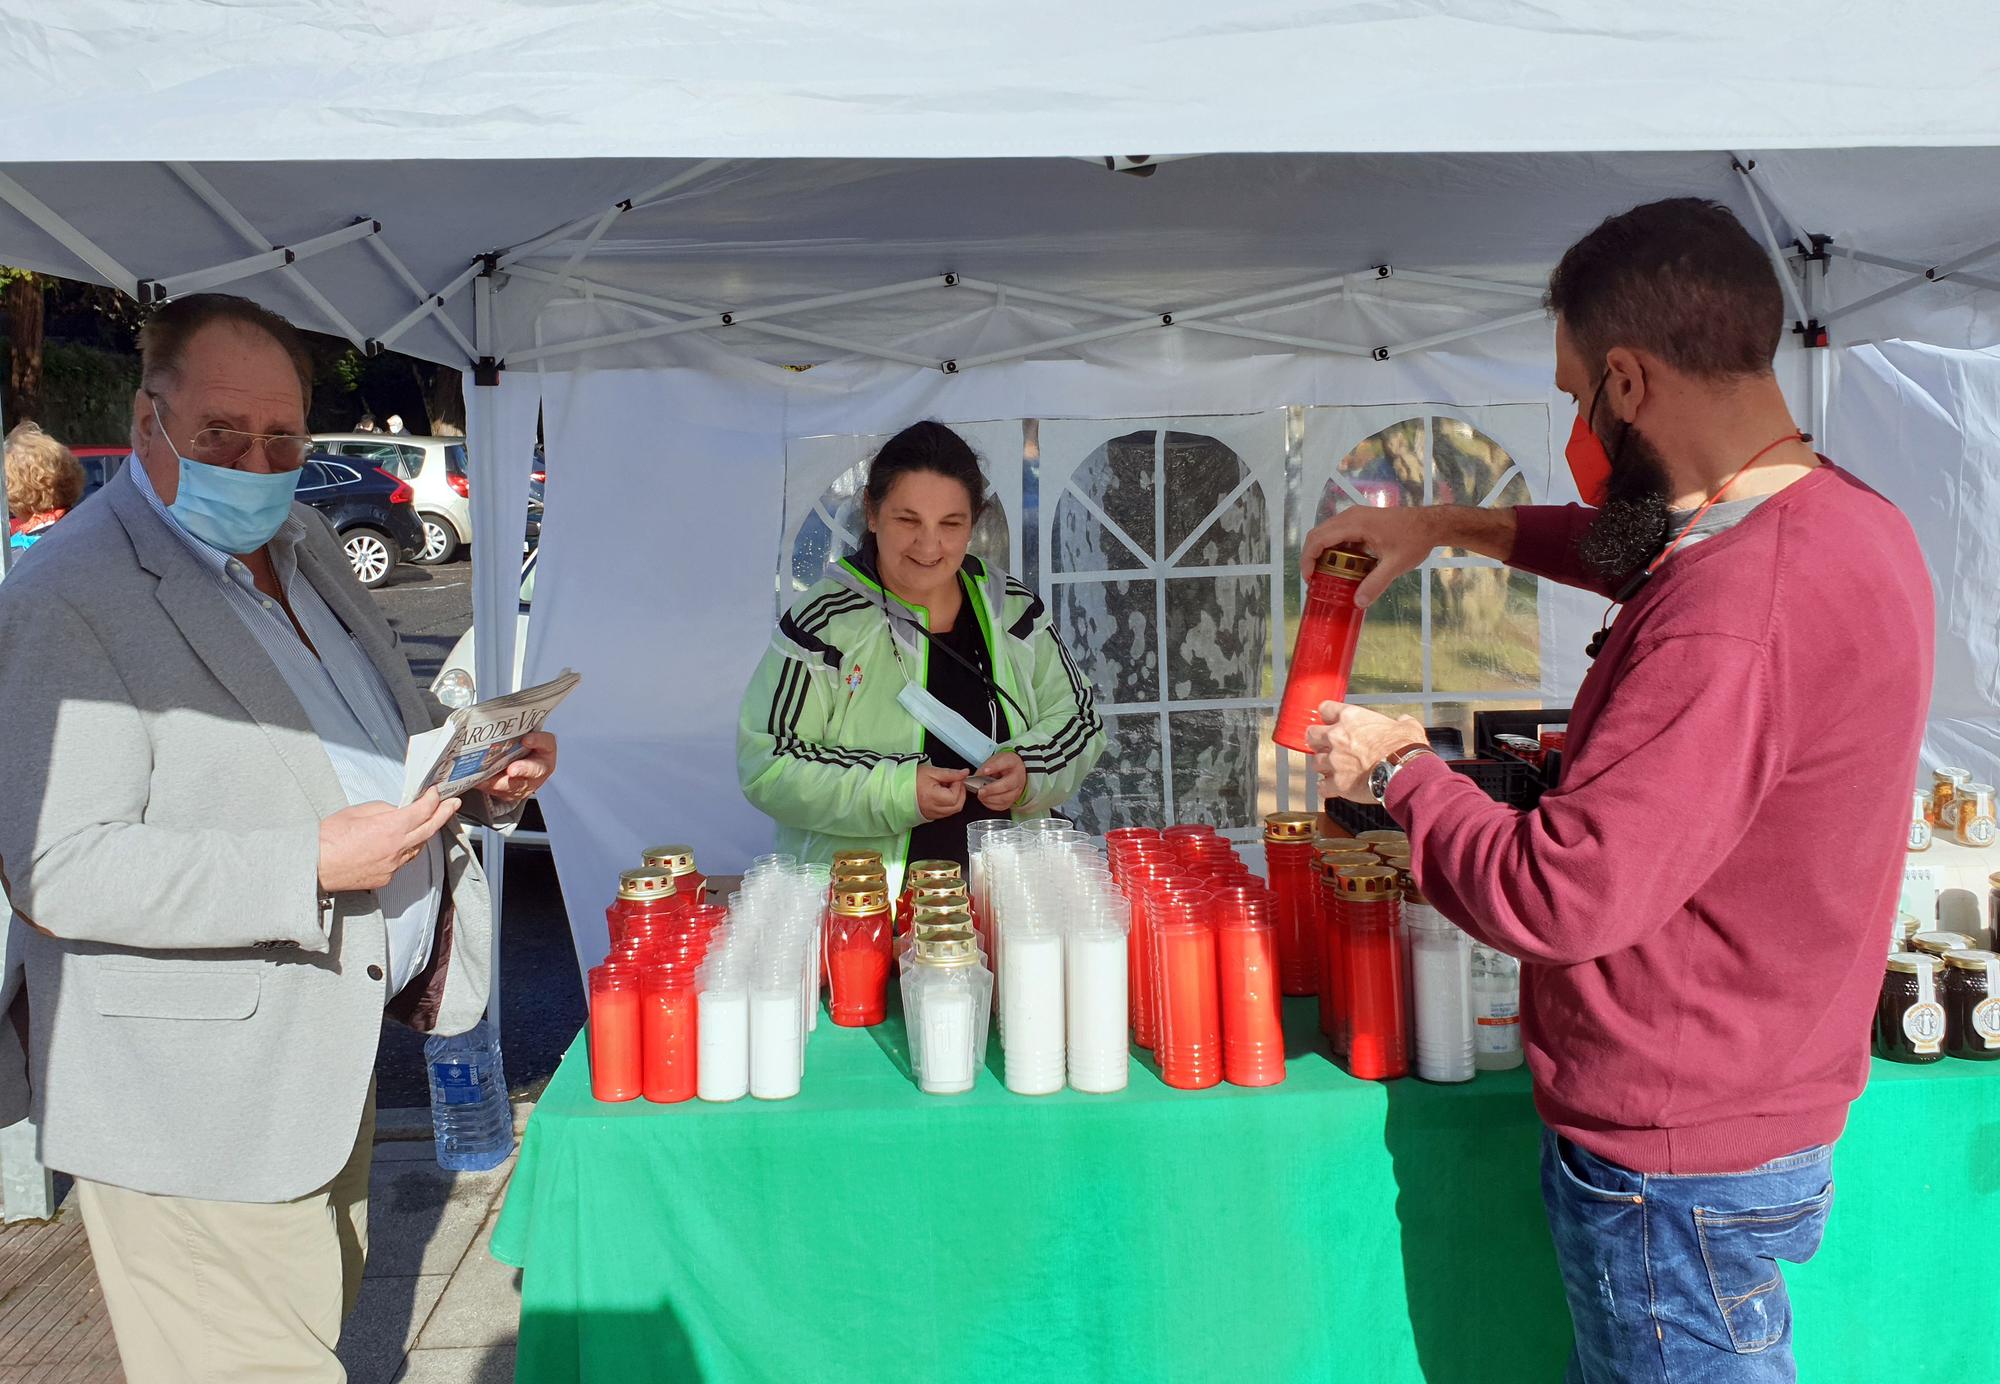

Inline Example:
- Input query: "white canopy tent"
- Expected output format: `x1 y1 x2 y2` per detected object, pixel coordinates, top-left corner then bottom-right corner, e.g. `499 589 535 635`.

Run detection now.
3 2 1999 982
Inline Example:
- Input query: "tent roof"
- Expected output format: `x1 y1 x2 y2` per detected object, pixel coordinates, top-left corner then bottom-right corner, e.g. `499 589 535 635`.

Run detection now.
8 1 2000 162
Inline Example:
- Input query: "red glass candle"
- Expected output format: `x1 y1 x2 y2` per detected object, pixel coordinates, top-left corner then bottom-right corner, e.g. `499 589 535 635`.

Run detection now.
1336 866 1407 1080
1128 865 1182 1049
1154 888 1222 1090
1263 814 1320 995
587 965 643 1102
825 887 893 1026
1274 546 1379 753
640 964 699 1103
1316 860 1347 1053
1213 884 1286 1088
604 866 683 950
642 844 706 909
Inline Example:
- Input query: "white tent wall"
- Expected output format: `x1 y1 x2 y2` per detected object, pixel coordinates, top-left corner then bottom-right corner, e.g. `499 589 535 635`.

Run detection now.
1830 341 2000 785
511 303 1819 973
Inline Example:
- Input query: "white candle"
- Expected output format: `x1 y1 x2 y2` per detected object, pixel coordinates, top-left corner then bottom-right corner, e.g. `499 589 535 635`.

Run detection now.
1407 907 1475 1084
916 984 978 1094
697 988 750 1101
1003 925 1066 1095
1065 926 1129 1093
750 985 803 1100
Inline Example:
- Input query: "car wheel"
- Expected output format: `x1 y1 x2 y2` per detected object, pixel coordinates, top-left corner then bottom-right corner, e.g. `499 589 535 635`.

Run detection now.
417 514 460 564
344 527 397 588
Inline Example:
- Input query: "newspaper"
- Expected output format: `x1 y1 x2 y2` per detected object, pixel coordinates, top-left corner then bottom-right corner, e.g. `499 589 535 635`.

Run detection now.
400 668 581 805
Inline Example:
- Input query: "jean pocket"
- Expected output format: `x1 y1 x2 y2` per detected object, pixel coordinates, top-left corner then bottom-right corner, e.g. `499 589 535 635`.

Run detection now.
1693 1182 1834 1353
1552 1136 1645 1204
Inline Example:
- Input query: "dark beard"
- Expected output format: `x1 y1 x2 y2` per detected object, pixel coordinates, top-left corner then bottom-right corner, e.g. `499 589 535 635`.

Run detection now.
1576 425 1672 584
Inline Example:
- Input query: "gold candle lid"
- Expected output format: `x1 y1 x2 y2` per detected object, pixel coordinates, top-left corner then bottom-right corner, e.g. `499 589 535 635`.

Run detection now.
1333 864 1401 899
905 860 963 885
1313 545 1379 580
1263 813 1317 843
1357 830 1409 846
913 931 981 966
641 844 698 876
616 867 677 901
831 887 890 916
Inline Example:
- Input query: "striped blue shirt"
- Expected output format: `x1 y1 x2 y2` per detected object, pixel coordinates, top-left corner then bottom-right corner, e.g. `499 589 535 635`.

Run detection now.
129 459 443 994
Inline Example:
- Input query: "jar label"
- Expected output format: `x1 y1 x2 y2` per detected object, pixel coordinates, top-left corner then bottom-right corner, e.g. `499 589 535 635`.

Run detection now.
1974 997 2000 1048
1971 817 1996 847
1475 999 1521 1054
1909 820 1932 850
1903 1001 1946 1054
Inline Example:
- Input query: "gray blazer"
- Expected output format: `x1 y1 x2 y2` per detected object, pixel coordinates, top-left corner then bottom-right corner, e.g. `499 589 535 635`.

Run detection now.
0 476 493 1202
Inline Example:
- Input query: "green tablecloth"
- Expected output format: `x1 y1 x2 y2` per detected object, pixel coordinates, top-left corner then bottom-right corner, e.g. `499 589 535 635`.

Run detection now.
492 998 1999 1383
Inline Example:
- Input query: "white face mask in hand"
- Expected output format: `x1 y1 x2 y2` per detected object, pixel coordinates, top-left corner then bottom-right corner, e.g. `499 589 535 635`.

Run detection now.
897 679 999 769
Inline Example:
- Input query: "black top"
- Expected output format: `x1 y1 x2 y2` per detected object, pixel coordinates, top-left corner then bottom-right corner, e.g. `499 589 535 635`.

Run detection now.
905 607 1008 870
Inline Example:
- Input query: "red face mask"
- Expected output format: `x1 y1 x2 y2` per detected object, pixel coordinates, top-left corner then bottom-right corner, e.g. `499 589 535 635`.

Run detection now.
1564 370 1616 506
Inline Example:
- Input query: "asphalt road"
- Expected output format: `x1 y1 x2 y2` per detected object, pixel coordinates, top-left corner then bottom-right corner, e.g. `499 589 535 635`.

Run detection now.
367 554 586 1109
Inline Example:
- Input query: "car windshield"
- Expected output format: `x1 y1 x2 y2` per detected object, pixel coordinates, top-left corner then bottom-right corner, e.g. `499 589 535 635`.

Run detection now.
446 444 468 475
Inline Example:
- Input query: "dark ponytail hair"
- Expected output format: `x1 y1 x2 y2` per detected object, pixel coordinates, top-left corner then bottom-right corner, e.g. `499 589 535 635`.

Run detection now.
863 421 988 526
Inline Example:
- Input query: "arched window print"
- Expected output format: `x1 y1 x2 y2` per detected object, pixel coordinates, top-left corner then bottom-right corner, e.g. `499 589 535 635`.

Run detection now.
789 457 1011 595
1315 415 1539 733
1049 428 1274 834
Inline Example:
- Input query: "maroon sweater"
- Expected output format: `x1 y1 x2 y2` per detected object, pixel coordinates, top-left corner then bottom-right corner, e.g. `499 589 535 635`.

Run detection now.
1388 465 1934 1173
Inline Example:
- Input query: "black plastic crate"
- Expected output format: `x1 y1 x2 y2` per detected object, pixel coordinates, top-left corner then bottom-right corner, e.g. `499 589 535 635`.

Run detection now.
1472 707 1572 762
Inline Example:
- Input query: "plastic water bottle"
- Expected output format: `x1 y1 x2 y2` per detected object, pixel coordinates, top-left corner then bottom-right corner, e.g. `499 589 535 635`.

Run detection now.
426 1017 514 1171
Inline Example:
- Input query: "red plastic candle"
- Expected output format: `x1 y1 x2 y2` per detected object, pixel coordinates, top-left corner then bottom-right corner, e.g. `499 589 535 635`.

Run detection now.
605 866 684 950
1213 883 1287 1088
1125 862 1177 1048
1335 866 1407 1080
642 844 705 909
1274 546 1378 753
640 964 699 1103
1263 814 1320 995
825 887 893 1026
587 965 643 1102
1154 888 1222 1090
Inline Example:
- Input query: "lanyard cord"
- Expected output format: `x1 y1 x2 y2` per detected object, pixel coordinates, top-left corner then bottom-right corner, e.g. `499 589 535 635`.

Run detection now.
877 579 1030 733
1586 430 1809 659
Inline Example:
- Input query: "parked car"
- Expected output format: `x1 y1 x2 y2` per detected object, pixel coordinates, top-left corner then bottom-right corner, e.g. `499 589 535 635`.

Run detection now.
432 549 545 845
295 454 425 589
71 446 128 500
312 432 472 565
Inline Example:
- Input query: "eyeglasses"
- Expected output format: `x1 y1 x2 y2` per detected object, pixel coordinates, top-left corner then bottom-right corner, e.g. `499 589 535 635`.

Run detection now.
149 394 312 470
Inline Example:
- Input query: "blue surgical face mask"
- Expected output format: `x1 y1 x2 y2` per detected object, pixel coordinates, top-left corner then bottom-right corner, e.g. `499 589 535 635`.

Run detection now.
151 399 301 554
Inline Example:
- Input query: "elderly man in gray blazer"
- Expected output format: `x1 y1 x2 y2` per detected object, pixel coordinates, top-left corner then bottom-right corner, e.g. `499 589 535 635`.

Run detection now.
0 293 556 1383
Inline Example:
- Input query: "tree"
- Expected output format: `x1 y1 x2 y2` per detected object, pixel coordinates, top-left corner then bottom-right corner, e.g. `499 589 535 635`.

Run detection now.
2 267 46 424
419 362 465 436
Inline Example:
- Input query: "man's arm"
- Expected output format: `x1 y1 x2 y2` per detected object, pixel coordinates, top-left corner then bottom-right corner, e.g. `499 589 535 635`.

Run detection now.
1301 502 1619 602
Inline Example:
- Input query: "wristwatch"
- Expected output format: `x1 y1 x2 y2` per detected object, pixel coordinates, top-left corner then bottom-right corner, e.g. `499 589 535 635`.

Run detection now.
1369 744 1436 805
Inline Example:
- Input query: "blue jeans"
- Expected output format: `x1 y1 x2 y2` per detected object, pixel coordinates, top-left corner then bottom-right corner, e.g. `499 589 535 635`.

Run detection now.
1540 1128 1834 1383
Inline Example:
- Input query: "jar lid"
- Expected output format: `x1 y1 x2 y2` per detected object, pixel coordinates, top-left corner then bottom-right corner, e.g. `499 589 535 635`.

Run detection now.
1357 829 1408 845
1333 864 1401 898
1887 951 1941 974
1945 948 2000 970
1938 767 1971 784
616 867 677 900
1965 783 1995 797
913 932 981 965
832 887 889 915
906 860 963 884
1313 545 1379 580
641 844 697 875
1264 812 1318 842
1912 930 1977 954
1894 912 1922 937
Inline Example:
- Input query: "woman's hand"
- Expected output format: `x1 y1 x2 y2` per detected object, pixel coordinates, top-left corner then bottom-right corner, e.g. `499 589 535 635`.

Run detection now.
916 764 970 821
973 752 1028 811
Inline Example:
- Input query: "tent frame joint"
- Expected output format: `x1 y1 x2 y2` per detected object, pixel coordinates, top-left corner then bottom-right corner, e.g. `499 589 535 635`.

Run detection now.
474 356 502 386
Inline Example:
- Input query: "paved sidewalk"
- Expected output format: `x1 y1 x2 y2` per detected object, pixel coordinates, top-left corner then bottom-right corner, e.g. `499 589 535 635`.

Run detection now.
0 1118 526 1384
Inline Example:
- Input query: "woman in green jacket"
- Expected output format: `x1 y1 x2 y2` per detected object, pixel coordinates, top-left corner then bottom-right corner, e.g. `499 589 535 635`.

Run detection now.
737 422 1106 890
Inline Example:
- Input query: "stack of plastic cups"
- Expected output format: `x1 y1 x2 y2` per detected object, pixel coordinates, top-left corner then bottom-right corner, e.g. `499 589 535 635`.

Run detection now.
696 911 751 1102
1402 875 1474 1084
1377 846 1415 1000
1263 814 1321 997
1212 882 1286 1087
1153 885 1222 1089
1067 890 1132 1092
587 963 643 1101
1336 864 1408 1081
966 819 1013 960
740 860 824 1100
982 830 1029 1040
792 863 832 1042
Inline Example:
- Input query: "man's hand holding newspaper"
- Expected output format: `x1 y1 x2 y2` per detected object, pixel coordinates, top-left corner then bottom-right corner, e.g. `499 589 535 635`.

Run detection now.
400 669 580 806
